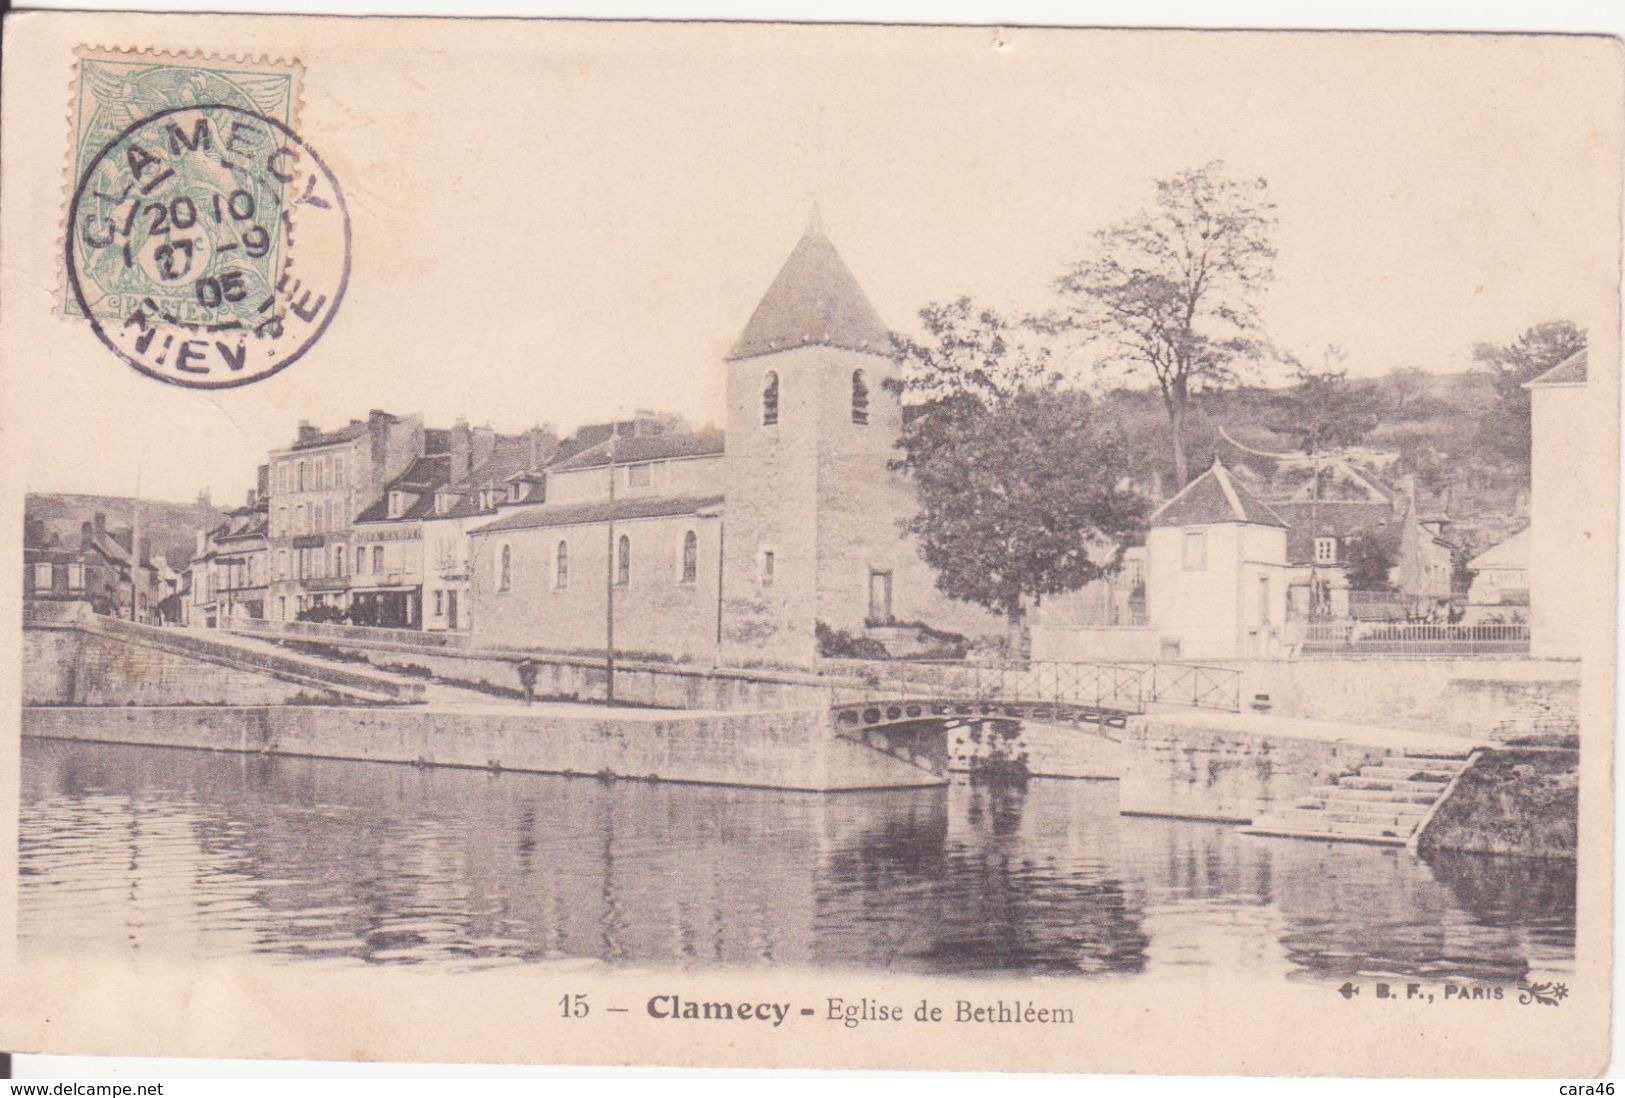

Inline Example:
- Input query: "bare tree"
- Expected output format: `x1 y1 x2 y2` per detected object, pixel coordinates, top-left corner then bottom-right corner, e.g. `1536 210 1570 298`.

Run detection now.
1056 161 1278 486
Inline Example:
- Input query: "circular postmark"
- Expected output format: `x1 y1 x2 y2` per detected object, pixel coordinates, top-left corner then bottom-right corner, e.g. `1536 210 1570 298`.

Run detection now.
66 104 350 389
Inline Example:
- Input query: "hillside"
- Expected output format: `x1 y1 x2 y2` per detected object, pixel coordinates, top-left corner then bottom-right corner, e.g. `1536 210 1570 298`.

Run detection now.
1096 369 1526 557
26 492 227 567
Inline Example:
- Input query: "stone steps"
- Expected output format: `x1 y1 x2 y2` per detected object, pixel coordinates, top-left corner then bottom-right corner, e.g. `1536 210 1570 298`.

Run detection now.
1308 784 1439 804
1337 775 1453 793
1244 752 1470 847
1359 765 1457 782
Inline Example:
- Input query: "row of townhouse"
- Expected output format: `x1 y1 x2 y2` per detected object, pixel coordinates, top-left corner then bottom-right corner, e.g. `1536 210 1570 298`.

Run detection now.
185 404 679 632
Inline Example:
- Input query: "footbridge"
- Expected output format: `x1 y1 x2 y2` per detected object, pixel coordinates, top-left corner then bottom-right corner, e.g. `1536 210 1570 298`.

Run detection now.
825 658 1243 777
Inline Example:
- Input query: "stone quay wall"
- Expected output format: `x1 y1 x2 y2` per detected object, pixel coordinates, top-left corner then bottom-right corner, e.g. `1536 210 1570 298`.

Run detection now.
948 716 1392 823
228 617 837 711
1233 657 1580 740
22 704 943 793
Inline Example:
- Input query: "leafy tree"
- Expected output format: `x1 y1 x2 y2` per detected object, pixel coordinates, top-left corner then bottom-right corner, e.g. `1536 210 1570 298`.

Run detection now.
1342 533 1395 592
1055 161 1278 486
1474 320 1586 466
893 302 1148 657
1266 346 1380 456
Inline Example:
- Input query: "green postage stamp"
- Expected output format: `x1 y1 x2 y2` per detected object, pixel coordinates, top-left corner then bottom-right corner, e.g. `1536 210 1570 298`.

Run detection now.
63 48 304 322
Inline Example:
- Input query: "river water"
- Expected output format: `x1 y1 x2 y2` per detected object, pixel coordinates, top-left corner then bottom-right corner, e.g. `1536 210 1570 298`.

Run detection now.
18 738 1575 983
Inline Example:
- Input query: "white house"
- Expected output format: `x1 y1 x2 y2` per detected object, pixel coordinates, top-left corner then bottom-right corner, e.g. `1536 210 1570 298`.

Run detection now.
1523 348 1589 658
1145 458 1289 660
1465 526 1530 619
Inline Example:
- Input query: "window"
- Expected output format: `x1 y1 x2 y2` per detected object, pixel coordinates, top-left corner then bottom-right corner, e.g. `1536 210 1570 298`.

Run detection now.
1258 575 1271 628
328 500 339 530
1183 531 1207 571
67 562 85 589
277 549 288 579
276 506 287 537
388 491 405 518
627 463 652 489
297 461 307 491
334 546 345 576
852 370 869 425
616 535 630 586
32 562 51 589
295 505 306 534
434 590 444 616
355 546 366 574
499 544 512 591
680 529 698 584
1314 536 1337 564
334 455 345 488
762 371 779 426
761 549 776 587
372 545 384 573
555 540 569 590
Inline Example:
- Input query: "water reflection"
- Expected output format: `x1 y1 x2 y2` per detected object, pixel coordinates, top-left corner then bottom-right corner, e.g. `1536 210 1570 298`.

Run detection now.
18 738 1574 982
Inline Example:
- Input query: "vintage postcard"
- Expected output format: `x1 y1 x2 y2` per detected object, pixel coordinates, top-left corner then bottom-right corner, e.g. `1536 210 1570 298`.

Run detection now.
0 11 1619 1077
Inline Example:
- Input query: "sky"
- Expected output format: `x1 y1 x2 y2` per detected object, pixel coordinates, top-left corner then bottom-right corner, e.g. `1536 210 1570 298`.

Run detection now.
3 18 1619 504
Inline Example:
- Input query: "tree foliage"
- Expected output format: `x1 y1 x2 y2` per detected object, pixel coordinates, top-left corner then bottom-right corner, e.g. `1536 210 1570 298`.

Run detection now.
1055 160 1278 486
1474 320 1586 466
893 301 1148 654
1342 533 1396 592
1266 346 1381 456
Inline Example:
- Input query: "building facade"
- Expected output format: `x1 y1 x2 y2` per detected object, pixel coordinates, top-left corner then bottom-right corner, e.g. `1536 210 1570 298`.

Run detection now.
1524 348 1588 658
1143 459 1289 660
265 410 430 622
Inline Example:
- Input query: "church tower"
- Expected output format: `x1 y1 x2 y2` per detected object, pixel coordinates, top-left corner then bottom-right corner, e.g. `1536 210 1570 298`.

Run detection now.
720 215 904 663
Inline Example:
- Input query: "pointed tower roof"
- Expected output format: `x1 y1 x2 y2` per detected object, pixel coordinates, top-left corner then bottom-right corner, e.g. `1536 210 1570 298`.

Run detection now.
727 218 891 361
1150 458 1287 528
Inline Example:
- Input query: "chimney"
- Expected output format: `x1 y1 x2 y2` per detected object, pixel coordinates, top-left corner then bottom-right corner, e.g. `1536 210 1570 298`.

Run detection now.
257 464 270 498
246 488 257 507
24 515 45 548
94 512 106 536
81 520 94 548
471 425 497 471
297 420 318 442
449 418 472 483
1394 475 1417 516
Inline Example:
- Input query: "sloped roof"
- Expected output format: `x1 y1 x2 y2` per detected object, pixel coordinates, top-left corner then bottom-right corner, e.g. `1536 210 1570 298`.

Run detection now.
1149 460 1286 528
354 455 453 524
1268 500 1404 564
431 438 549 521
289 419 371 452
727 222 891 361
1524 347 1588 388
1468 525 1530 570
551 429 725 472
471 494 723 536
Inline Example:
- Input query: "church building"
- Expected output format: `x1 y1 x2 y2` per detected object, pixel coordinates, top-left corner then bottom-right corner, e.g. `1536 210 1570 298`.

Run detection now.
465 219 995 664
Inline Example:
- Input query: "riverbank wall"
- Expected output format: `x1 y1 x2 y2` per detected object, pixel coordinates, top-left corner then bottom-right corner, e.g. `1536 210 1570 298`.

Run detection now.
227 618 832 711
947 714 1413 822
20 703 943 793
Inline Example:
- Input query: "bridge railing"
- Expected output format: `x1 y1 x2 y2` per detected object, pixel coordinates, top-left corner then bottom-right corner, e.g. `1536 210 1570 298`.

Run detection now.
1146 663 1242 712
827 659 1149 714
